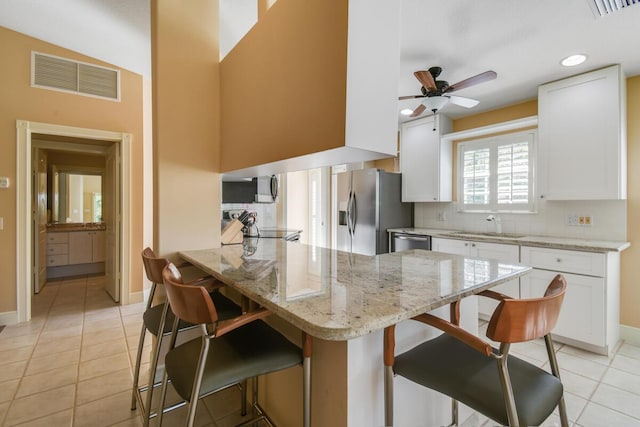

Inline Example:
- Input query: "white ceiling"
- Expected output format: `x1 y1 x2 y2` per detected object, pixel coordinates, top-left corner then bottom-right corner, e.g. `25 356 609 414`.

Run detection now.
398 0 640 121
0 0 150 78
1 0 639 122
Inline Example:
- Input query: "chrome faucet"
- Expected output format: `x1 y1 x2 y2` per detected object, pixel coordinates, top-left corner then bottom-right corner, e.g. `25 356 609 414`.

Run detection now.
486 214 502 234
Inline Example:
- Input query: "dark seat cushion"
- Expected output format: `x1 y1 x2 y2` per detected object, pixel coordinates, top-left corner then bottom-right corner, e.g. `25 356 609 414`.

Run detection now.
166 320 302 402
394 334 563 426
144 292 240 336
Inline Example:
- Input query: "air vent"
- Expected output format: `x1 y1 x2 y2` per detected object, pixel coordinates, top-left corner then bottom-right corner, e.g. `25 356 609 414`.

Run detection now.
32 52 120 101
589 0 639 16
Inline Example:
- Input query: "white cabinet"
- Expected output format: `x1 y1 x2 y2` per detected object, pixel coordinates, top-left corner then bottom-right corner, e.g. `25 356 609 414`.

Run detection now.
520 246 619 355
538 65 626 200
68 231 105 265
432 237 520 319
399 114 452 202
47 232 69 267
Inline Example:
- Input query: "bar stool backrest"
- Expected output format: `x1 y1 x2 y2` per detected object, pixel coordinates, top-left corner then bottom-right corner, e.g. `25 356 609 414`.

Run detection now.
142 247 180 284
162 263 219 326
486 274 567 344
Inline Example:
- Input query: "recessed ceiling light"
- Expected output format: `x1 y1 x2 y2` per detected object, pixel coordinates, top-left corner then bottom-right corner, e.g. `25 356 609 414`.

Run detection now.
561 54 587 67
400 108 413 116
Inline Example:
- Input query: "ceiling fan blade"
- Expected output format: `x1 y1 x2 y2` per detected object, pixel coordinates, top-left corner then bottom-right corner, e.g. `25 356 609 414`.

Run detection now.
410 104 427 117
414 70 437 91
446 95 479 108
399 95 425 100
445 70 497 93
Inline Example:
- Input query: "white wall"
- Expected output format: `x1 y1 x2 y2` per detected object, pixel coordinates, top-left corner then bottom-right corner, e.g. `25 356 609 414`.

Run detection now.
414 199 627 241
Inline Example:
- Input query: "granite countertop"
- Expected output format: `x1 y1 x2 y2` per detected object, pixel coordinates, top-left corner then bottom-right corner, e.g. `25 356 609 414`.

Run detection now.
388 228 630 253
179 240 530 341
47 223 106 232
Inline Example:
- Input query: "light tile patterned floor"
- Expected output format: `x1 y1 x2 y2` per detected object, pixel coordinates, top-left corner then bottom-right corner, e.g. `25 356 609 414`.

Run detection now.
1 276 639 426
0 276 257 427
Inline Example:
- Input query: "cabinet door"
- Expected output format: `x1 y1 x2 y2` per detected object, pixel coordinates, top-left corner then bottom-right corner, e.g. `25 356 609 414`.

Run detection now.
474 242 520 318
92 231 105 262
538 65 625 200
68 231 93 264
431 237 470 256
521 269 605 347
400 115 452 202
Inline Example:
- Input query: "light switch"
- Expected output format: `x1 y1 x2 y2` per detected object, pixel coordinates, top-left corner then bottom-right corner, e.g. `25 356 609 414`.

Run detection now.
0 177 9 188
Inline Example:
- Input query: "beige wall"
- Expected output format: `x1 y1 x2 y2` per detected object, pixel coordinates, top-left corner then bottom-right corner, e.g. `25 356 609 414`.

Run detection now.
0 26 145 314
621 75 640 328
220 0 349 172
151 0 222 256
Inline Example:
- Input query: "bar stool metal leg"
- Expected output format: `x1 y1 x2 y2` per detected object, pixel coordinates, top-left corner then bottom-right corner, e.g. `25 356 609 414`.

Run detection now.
302 332 313 427
142 302 170 426
131 281 157 410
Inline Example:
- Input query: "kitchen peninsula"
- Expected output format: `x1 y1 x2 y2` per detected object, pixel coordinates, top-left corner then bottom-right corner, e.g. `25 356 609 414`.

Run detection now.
180 240 531 426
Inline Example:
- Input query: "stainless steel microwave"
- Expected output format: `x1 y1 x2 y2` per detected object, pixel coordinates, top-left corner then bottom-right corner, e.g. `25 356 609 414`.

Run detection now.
222 175 279 204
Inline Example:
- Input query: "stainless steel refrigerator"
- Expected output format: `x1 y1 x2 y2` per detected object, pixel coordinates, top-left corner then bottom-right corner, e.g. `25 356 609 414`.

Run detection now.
336 169 413 255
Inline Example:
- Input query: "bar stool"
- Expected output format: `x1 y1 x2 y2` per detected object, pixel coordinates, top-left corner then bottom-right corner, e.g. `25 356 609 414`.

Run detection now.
131 248 240 426
156 262 305 427
384 274 569 427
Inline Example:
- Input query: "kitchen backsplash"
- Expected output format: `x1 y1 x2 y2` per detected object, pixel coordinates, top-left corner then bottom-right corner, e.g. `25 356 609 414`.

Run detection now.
221 203 278 228
414 199 627 241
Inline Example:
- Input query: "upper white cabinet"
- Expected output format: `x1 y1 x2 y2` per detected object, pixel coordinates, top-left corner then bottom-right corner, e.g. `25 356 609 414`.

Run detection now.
400 114 452 202
538 65 627 200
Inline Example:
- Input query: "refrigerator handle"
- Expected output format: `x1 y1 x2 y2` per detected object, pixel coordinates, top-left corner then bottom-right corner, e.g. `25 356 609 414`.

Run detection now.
350 194 357 233
346 191 353 236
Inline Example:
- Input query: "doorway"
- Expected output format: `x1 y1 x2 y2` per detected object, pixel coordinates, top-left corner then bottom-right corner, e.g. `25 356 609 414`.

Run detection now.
16 120 132 323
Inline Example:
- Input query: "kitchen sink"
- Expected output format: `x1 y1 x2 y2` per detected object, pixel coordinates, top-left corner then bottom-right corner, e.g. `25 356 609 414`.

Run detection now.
447 231 527 240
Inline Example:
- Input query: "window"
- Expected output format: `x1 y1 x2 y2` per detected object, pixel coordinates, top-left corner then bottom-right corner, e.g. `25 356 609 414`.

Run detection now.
458 130 536 212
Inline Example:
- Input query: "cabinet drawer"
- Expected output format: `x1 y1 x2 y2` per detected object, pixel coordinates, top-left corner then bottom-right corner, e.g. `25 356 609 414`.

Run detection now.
47 232 69 244
521 246 605 277
47 243 68 255
47 254 69 266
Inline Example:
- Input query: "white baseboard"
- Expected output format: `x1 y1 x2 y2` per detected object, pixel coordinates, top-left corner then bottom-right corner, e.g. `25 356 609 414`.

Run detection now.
620 325 640 346
0 311 19 326
128 291 145 304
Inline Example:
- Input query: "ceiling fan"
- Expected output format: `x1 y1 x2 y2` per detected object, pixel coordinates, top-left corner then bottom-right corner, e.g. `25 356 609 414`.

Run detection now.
399 67 497 118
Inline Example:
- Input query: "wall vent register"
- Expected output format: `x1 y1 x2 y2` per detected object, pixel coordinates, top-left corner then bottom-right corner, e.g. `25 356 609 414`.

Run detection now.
31 52 120 101
589 0 639 16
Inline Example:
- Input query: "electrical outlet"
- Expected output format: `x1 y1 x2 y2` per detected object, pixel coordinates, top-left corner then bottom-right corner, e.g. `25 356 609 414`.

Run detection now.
567 214 593 227
437 211 447 221
566 214 579 226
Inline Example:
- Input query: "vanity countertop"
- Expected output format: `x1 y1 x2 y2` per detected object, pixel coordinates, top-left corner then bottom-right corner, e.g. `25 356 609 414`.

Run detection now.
388 228 630 253
47 223 106 232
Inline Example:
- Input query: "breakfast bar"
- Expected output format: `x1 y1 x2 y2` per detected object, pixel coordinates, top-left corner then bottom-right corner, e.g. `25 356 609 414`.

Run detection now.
179 240 531 426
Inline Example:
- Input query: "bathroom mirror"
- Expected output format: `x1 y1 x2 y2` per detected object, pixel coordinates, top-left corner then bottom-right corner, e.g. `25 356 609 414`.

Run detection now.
51 167 103 223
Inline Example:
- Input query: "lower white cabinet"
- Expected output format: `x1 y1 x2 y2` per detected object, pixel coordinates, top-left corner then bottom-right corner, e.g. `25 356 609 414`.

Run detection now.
47 232 69 266
521 246 619 355
69 231 105 264
432 238 520 319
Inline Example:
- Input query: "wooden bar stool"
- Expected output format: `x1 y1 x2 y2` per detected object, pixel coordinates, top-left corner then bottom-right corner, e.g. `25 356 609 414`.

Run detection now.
155 262 305 427
131 248 240 426
384 274 569 427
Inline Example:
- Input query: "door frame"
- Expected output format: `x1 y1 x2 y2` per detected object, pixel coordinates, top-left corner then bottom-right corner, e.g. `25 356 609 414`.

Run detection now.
16 120 132 322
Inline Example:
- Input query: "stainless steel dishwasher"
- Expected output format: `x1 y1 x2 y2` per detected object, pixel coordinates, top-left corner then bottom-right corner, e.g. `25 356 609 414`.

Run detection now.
390 232 432 252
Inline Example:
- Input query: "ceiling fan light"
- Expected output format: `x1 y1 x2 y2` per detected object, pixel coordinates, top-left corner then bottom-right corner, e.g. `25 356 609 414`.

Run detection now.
561 54 587 67
422 96 449 112
400 108 414 116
